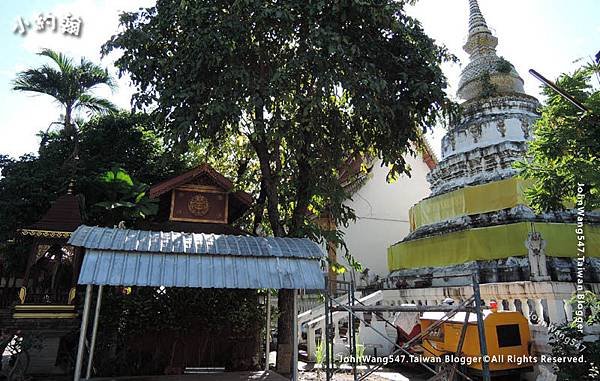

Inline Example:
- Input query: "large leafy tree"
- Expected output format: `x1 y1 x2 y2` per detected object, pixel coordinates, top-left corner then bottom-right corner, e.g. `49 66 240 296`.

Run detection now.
0 113 182 278
0 152 65 280
77 112 185 187
516 62 600 212
104 0 453 373
12 49 118 160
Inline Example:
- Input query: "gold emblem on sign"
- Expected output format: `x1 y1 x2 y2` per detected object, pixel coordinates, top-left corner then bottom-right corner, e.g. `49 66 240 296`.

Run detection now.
188 194 210 216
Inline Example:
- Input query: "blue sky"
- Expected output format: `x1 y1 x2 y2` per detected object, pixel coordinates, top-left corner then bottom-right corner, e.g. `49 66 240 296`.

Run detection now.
1 0 599 159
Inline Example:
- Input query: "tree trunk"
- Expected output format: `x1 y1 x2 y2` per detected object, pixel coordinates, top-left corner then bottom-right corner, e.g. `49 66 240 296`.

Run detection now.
249 137 285 237
275 289 294 375
249 135 295 375
289 129 311 235
63 105 79 176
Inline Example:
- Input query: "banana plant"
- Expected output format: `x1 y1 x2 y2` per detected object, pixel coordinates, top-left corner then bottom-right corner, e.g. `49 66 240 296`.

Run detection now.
92 167 158 225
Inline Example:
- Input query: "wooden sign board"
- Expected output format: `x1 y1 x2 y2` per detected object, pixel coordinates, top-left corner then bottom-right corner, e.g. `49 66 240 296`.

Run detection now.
169 185 228 223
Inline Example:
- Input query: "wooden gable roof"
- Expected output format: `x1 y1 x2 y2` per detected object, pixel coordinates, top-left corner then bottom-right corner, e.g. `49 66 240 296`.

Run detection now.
149 163 253 224
20 191 84 238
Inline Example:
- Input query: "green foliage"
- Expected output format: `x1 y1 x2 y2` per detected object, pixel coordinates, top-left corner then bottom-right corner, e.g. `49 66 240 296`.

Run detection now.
0 113 183 276
0 151 69 242
101 167 134 185
516 62 600 212
12 49 118 146
103 0 455 262
329 261 348 275
479 72 498 98
314 339 335 368
550 325 600 380
104 4 455 367
78 113 184 185
354 334 365 364
496 57 513 74
315 339 326 366
103 287 263 335
549 292 600 380
567 290 600 327
95 287 264 375
91 168 158 225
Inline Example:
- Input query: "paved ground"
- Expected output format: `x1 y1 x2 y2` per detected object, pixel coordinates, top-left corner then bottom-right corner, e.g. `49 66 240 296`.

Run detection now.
14 369 428 381
298 368 430 380
90 371 288 381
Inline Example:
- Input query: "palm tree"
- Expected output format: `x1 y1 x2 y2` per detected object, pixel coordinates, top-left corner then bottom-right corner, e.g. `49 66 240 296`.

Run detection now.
12 49 118 159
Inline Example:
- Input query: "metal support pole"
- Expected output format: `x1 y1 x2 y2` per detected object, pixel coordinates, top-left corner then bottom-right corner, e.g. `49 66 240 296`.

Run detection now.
265 292 271 371
529 69 588 112
472 274 491 381
329 294 476 381
346 281 352 372
448 310 471 381
74 284 93 381
323 276 330 381
291 289 298 381
86 285 103 379
349 278 357 381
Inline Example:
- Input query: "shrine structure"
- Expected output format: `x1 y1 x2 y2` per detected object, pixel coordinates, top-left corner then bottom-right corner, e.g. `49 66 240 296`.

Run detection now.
387 0 600 286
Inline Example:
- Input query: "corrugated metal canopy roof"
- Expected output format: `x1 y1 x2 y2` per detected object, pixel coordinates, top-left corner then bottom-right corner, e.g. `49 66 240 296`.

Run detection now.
69 226 323 259
70 226 326 290
78 250 324 289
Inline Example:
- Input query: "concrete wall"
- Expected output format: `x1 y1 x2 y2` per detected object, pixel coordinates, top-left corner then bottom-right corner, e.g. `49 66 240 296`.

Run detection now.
337 154 432 278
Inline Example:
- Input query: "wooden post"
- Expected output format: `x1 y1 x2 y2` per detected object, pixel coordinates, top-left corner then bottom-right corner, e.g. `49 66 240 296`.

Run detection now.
265 293 271 371
69 247 84 304
291 290 298 381
18 240 39 303
21 240 38 288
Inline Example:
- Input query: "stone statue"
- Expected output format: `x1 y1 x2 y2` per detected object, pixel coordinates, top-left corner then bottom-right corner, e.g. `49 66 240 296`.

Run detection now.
526 231 550 281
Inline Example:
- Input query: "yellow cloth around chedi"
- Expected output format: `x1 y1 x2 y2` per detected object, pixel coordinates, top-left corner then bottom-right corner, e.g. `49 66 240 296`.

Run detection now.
409 177 528 231
389 178 599 271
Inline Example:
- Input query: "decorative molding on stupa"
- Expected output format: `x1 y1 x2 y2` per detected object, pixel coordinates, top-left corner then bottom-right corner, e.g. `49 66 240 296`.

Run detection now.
403 205 600 242
386 0 600 291
427 0 540 196
427 95 539 195
457 0 526 101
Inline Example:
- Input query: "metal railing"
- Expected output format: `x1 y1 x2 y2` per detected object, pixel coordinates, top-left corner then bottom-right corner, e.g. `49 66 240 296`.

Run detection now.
322 273 492 381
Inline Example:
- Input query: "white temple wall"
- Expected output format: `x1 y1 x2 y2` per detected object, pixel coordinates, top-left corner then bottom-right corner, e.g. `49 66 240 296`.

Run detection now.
336 155 431 278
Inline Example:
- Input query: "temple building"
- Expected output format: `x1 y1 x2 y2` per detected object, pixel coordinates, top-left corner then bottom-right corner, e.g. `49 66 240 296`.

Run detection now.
298 1 600 375
2 164 326 378
387 0 600 286
2 184 84 374
336 150 436 281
